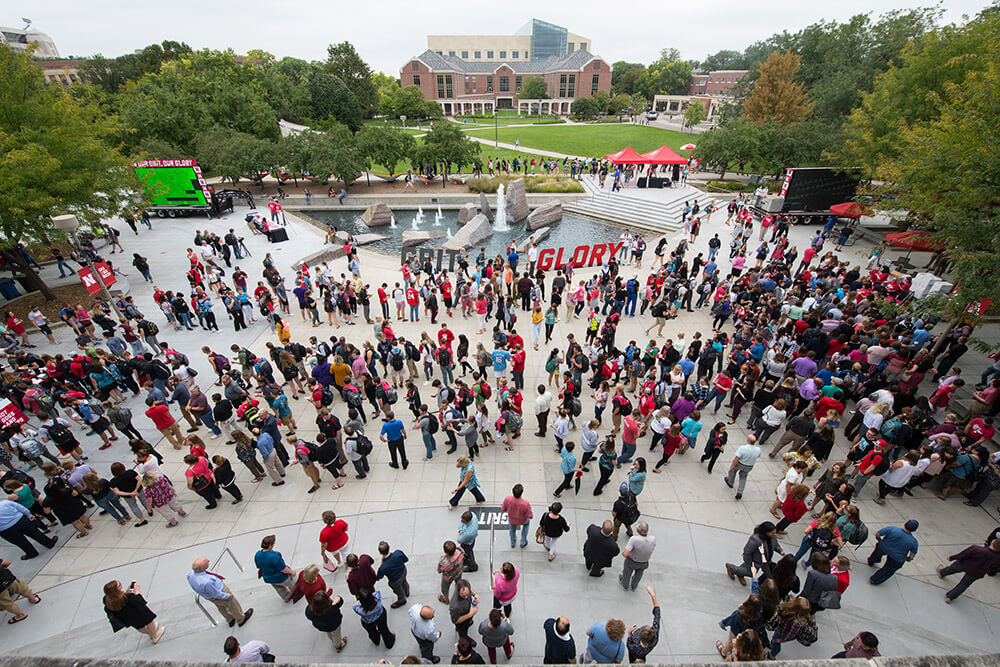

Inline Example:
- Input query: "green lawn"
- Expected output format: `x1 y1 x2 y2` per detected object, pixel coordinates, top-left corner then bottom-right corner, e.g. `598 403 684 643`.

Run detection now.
463 124 691 158
453 113 564 127
371 140 550 175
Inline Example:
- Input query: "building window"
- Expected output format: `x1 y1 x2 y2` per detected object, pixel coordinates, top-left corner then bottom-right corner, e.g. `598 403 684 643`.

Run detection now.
462 51 468 59
567 74 575 97
446 75 453 98
559 74 567 97
499 76 510 92
500 51 506 59
512 50 519 59
412 62 419 71
474 51 481 59
487 50 493 58
449 51 455 56
413 74 420 86
487 76 493 92
580 42 588 51
592 73 600 94
516 76 522 91
436 75 454 98
437 75 445 98
593 61 600 70
567 43 574 53
436 51 443 55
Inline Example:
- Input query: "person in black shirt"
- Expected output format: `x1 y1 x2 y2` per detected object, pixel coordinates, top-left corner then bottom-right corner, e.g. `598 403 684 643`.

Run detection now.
108 463 147 527
543 616 575 664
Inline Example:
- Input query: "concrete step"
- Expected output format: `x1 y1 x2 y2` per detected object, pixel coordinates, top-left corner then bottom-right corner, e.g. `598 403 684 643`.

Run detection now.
565 190 716 235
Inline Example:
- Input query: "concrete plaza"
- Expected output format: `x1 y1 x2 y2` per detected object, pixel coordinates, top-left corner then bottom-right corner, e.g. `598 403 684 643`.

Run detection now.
2 201 999 663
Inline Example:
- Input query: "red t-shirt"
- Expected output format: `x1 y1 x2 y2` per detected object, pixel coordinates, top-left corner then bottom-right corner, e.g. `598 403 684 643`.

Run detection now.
145 404 175 429
438 328 454 350
512 350 526 372
185 456 212 480
320 520 349 552
713 375 733 393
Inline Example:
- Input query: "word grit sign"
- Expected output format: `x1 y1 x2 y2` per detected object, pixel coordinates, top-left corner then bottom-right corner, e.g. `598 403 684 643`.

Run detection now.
401 241 626 272
471 506 510 529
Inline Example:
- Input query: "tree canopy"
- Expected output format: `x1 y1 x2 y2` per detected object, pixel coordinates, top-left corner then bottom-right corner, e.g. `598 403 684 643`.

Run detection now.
309 71 363 132
517 76 548 100
357 125 416 176
325 41 378 117
742 51 812 125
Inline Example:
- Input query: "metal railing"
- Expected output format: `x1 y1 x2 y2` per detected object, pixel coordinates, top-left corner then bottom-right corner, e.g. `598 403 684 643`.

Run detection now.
193 546 245 627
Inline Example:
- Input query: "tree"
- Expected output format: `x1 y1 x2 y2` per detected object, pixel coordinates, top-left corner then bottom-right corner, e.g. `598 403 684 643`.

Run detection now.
325 41 377 116
0 45 136 299
836 8 999 177
308 72 362 132
684 101 707 129
415 122 480 182
281 125 364 187
650 59 692 95
611 62 646 95
630 93 648 112
694 117 762 179
196 129 278 184
374 72 400 116
699 49 750 72
591 90 611 114
357 125 416 176
608 93 631 116
742 51 812 125
571 97 598 120
517 76 548 100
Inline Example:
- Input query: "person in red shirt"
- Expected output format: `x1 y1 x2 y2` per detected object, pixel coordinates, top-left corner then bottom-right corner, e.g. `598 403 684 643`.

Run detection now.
320 510 350 571
814 392 845 418
405 286 419 322
145 398 183 448
437 323 455 351
377 283 390 320
511 346 526 390
699 371 733 413
832 556 851 594
508 332 524 351
184 453 221 509
440 278 453 317
964 417 996 448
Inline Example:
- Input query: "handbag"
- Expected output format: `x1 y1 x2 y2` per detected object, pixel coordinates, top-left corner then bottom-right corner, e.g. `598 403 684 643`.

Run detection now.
288 577 305 604
191 475 212 493
818 589 841 610
261 653 276 663
535 525 545 545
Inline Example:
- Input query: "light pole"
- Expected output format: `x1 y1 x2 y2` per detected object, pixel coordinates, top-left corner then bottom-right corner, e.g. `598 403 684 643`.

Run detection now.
400 114 406 129
494 107 499 148
52 214 122 318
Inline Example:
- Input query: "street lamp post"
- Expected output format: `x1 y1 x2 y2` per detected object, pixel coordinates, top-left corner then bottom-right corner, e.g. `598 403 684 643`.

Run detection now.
494 107 499 148
52 214 122 318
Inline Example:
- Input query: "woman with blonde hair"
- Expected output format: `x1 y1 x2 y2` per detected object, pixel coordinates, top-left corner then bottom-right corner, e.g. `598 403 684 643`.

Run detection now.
296 563 330 604
103 579 164 643
140 472 186 527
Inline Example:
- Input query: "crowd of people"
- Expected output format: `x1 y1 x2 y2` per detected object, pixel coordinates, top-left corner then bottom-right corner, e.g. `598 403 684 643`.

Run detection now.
2 191 1000 662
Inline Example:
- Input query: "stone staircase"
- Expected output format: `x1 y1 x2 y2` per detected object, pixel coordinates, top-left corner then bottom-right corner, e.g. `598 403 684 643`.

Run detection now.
565 177 717 235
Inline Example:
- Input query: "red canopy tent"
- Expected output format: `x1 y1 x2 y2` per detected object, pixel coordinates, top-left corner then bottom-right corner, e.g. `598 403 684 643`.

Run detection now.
604 146 649 164
640 145 688 165
829 202 872 218
886 231 945 252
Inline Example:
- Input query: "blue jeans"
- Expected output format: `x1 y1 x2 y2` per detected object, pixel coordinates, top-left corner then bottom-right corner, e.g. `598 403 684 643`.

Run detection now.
199 412 222 436
619 440 636 466
625 293 637 316
440 364 454 387
508 522 530 547
95 491 129 521
868 542 905 585
129 339 147 356
179 312 194 329
708 247 719 261
700 388 726 412
793 535 814 563
409 304 419 321
57 258 74 277
422 433 436 459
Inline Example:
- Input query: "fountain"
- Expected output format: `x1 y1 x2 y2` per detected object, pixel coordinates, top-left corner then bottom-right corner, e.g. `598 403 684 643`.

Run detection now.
493 183 510 231
411 214 420 230
433 208 442 227
446 228 453 239
390 213 397 228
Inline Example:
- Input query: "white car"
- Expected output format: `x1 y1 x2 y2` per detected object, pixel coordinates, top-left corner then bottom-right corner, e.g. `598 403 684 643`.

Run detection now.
646 111 658 120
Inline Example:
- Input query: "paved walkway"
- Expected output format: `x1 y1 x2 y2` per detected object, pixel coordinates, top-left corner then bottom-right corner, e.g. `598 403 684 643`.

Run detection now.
3 204 998 663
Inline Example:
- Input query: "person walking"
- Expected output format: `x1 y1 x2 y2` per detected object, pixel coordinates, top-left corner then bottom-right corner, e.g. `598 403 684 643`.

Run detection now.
583 520 620 577
491 562 519 618
437 540 465 603
103 579 165 643
376 540 411 608
409 603 442 663
0 498 58 559
725 522 784 585
500 484 533 549
187 557 253 627
724 435 761 500
449 579 480 641
320 510 350 571
538 502 570 562
255 534 296 600
450 456 486 507
619 521 655 592
868 520 919 585
478 608 515 663
305 590 349 652
937 538 1000 602
224 636 273 663
353 588 397 649
543 616 576 664
0 558 41 623
584 618 627 663
380 410 409 470
458 510 480 573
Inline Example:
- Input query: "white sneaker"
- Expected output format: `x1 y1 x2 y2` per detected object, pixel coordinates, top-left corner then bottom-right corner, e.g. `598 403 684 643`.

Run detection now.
210 433 221 440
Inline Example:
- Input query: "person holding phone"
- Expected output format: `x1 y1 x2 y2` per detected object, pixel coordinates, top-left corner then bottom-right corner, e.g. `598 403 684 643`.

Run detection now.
103 579 164 643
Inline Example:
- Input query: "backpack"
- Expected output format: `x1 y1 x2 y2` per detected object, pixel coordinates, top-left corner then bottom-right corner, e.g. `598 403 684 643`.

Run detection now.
615 395 633 416
809 527 834 551
577 355 590 373
545 357 557 374
239 348 258 366
354 435 373 457
389 348 405 371
426 415 439 434
478 382 492 399
166 349 190 366
296 441 319 462
384 385 398 404
46 421 75 447
871 454 891 476
405 341 420 361
508 412 523 432
88 399 105 416
150 360 171 380
620 494 640 524
320 387 334 407
848 520 869 546
570 398 582 417
342 385 363 408
212 353 231 370
142 320 159 336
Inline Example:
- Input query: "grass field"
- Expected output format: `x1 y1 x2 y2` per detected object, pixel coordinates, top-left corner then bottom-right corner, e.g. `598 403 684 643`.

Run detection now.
462 124 691 158
372 141 555 175
454 113 564 127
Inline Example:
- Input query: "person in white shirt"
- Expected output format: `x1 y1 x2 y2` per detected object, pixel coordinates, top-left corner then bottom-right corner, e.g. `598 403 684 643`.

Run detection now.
580 419 601 471
534 385 553 438
224 637 270 663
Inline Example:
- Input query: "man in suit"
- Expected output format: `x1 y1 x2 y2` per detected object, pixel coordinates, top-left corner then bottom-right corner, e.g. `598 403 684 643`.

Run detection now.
583 520 620 577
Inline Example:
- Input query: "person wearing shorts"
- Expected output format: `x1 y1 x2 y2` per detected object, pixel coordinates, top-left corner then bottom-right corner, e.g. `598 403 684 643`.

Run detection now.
0 559 41 623
320 510 350 571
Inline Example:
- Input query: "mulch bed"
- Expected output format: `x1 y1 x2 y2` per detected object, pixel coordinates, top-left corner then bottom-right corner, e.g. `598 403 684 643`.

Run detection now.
3 283 100 327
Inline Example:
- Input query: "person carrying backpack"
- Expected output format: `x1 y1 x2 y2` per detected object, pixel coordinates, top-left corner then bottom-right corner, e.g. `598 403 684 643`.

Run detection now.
344 425 372 479
850 439 892 498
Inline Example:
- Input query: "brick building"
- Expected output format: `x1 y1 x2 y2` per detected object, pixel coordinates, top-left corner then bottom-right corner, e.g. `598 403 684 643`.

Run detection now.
400 49 611 116
688 69 748 97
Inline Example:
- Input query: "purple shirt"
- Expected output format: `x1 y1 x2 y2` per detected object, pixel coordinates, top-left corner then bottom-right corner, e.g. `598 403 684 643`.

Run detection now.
790 356 817 378
671 396 695 422
799 379 820 401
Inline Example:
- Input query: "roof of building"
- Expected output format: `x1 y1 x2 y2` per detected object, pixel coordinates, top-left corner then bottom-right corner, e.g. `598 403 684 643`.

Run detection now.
410 49 599 74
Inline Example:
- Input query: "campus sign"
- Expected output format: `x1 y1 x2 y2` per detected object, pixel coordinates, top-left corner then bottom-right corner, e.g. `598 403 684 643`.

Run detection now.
402 241 626 272
472 506 510 529
77 262 116 295
0 398 28 428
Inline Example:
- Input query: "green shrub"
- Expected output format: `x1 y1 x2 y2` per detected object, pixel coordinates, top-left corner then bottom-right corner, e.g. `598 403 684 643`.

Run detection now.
466 175 584 194
707 181 757 192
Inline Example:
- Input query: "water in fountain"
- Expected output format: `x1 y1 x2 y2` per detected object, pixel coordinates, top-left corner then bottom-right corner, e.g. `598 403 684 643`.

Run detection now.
493 183 510 231
390 214 397 228
437 205 443 218
417 205 424 218
411 213 420 229
433 210 442 227
446 228 453 239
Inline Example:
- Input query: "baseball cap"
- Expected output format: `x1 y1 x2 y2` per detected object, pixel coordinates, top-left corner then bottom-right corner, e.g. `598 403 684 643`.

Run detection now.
904 520 919 532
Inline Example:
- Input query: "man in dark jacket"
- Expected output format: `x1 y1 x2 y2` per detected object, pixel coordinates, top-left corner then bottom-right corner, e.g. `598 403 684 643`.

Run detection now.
725 521 783 585
583 520 620 577
938 539 1000 603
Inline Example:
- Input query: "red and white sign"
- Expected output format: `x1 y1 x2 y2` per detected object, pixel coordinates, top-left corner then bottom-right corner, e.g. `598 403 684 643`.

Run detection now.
133 158 198 169
77 261 116 295
0 398 29 428
779 168 793 198
964 298 993 317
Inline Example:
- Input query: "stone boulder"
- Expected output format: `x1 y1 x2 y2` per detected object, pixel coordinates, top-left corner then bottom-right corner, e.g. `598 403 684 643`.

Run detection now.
441 214 493 251
518 226 550 251
401 230 445 248
456 203 477 225
479 192 494 222
294 246 345 270
360 202 394 227
526 199 562 231
506 178 530 222
352 233 390 245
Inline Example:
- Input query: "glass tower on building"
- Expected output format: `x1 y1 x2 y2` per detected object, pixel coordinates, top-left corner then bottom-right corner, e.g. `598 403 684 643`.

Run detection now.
529 19 568 61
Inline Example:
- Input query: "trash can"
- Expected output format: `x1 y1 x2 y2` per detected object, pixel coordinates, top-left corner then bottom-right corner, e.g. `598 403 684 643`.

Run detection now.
0 279 20 299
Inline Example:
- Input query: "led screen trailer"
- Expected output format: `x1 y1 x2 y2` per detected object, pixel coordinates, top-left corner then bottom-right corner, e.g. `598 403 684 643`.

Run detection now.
133 159 213 209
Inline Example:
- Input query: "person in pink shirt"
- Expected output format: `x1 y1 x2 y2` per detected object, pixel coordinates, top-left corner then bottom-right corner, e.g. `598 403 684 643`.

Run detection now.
491 562 520 617
620 414 640 467
499 484 533 549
